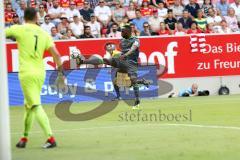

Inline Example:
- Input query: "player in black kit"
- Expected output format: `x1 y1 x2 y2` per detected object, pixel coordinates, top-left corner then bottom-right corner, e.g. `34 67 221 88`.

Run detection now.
72 25 149 109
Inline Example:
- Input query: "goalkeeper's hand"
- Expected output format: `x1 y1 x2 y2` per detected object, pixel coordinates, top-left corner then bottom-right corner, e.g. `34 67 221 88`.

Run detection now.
56 72 67 89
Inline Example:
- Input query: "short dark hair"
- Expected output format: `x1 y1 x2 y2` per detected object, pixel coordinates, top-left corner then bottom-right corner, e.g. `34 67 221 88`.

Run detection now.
143 22 149 25
122 25 131 32
167 9 173 13
6 3 12 6
135 9 141 13
84 25 91 30
111 22 118 27
190 21 198 26
44 15 50 19
24 7 37 21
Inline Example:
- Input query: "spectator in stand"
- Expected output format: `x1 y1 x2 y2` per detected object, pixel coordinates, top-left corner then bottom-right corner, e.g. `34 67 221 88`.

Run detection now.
65 1 82 22
46 0 54 10
224 7 239 32
174 22 186 35
37 4 47 25
51 26 63 40
178 9 193 29
184 0 200 18
132 9 147 32
28 0 38 8
63 29 77 39
4 3 15 27
159 22 170 35
12 13 21 25
80 25 94 38
112 1 126 25
230 0 240 22
101 33 107 38
218 19 232 33
140 22 152 36
16 0 27 24
41 15 55 34
140 0 153 18
119 16 130 28
11 0 20 11
69 15 84 38
216 0 229 16
166 0 175 7
57 14 69 35
170 0 184 20
88 0 99 8
187 21 202 34
87 13 101 38
75 0 85 9
48 0 64 25
130 23 140 36
216 8 222 16
194 9 207 32
164 9 177 31
94 0 112 28
148 9 164 32
59 0 70 11
107 22 122 38
126 2 136 21
182 0 190 6
80 1 94 23
152 0 164 8
206 8 222 32
201 0 213 16
102 0 113 8
157 2 168 19
120 0 131 8
205 23 215 33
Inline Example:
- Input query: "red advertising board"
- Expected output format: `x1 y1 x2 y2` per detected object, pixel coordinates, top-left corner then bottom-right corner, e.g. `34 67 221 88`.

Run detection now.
6 34 240 78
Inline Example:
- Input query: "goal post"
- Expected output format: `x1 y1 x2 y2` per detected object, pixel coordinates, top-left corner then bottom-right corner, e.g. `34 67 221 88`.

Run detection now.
0 1 12 160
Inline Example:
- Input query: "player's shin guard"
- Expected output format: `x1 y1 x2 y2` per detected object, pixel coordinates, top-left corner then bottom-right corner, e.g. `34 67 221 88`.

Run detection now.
32 105 53 138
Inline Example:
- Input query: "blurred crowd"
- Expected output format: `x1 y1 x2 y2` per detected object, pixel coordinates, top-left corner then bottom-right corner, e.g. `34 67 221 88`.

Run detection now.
4 0 240 40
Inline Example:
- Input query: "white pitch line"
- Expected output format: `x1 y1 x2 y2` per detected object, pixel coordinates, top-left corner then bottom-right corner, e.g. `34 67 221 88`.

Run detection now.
11 123 240 135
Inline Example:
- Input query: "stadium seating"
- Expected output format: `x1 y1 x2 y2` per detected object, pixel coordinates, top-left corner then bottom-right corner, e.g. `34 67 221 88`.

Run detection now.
4 0 240 40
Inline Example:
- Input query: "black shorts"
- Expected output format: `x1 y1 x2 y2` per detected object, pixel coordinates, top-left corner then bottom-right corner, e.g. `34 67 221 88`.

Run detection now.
111 58 138 79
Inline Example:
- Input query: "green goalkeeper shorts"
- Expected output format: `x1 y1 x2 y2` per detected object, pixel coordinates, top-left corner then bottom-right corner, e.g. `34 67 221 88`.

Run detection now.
19 72 45 108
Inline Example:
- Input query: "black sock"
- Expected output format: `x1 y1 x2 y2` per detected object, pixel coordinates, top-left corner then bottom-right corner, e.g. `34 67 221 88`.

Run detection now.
114 84 120 98
133 85 140 102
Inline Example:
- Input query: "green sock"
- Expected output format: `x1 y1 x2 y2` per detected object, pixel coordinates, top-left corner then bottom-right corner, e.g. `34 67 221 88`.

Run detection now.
32 105 53 138
23 105 35 138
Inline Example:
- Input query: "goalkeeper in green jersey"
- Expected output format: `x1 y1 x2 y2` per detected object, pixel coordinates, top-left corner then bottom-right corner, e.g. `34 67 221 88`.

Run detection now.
5 8 66 149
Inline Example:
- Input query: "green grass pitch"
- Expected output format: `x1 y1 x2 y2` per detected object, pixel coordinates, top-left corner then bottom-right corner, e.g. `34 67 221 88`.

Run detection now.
11 95 240 160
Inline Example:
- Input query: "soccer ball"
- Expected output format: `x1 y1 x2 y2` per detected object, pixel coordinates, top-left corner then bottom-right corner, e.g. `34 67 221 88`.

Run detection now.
71 48 81 59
